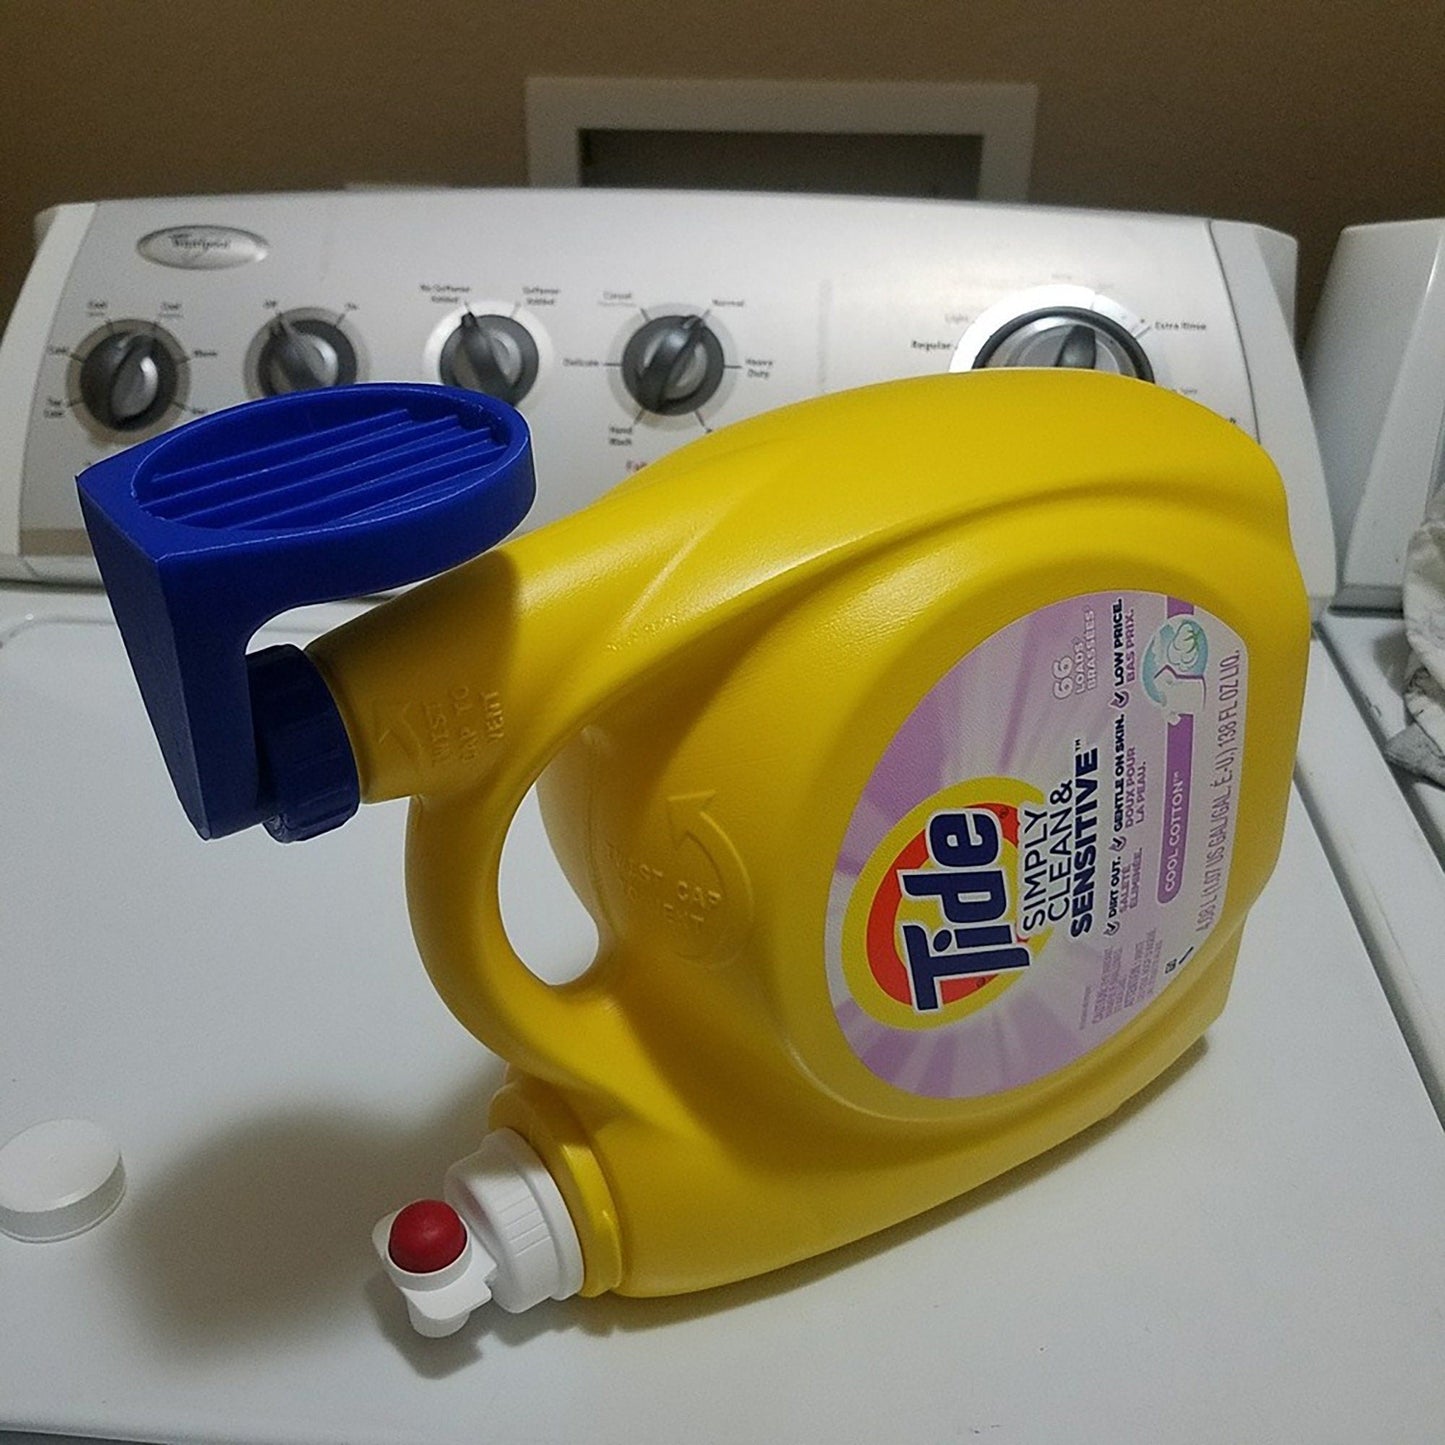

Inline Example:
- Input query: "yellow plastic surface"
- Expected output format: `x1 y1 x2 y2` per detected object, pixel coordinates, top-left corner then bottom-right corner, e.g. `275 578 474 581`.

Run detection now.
307 370 1309 1299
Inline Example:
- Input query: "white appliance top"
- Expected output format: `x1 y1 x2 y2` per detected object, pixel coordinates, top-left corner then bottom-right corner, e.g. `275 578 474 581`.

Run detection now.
0 189 1335 601
1306 608 1445 1104
1319 610 1440 831
2 593 1445 1444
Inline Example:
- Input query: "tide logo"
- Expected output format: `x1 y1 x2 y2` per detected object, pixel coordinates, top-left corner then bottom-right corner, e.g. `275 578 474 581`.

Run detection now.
843 779 1043 1029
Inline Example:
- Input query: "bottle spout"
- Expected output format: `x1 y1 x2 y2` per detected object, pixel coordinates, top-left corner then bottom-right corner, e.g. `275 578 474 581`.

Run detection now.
373 1130 584 1333
76 384 535 841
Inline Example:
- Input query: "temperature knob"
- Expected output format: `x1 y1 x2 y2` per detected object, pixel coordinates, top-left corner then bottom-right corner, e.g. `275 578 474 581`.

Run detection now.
621 314 725 416
973 307 1153 381
76 325 183 433
253 313 359 396
438 313 539 405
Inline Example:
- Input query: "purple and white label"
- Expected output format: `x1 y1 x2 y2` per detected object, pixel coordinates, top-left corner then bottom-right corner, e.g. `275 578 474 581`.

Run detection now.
825 591 1247 1098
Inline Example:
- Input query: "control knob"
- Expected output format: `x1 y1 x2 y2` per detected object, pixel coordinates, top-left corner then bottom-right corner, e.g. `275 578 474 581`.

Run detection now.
77 326 181 432
621 314 726 416
973 307 1153 382
254 314 359 396
438 312 539 405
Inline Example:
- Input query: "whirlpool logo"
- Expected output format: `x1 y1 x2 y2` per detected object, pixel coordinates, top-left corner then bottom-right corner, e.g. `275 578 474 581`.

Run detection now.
136 225 269 270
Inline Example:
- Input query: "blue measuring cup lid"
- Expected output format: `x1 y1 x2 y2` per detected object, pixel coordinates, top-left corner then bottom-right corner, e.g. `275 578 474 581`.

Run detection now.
77 383 535 841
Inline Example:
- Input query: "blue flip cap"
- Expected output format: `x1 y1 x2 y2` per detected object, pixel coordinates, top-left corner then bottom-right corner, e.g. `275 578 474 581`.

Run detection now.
77 384 535 842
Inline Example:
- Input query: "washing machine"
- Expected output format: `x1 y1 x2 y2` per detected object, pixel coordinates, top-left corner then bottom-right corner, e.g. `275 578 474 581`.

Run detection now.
2 191 1443 1445
1302 216 1445 1108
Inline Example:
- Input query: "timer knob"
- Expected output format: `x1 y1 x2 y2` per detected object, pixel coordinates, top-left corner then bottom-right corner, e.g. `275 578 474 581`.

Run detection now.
78 327 181 432
621 314 725 416
254 314 358 396
438 312 539 405
973 307 1154 382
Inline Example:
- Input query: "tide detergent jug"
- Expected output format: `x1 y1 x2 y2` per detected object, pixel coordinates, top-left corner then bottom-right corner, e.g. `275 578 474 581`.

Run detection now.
77 370 1309 1337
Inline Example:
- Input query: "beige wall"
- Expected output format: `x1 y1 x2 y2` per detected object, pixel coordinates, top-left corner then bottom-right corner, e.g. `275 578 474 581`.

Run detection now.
2 0 1442 332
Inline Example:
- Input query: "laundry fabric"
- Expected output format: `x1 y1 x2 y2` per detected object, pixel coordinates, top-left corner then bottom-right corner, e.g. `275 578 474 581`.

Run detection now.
1388 493 1445 785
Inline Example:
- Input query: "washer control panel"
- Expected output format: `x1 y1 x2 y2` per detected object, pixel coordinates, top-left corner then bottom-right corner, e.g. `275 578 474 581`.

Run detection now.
0 189 1328 595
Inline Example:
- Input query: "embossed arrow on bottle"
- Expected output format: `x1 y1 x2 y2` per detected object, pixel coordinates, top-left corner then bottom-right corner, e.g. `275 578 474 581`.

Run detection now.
666 791 754 964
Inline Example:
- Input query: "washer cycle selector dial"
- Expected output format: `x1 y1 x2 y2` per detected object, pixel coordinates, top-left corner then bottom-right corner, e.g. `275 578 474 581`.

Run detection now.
252 312 359 396
75 323 184 433
438 313 539 405
621 314 726 416
972 307 1154 382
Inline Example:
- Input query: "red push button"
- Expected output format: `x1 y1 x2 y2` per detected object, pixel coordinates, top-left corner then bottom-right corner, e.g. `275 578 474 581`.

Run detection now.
387 1199 467 1274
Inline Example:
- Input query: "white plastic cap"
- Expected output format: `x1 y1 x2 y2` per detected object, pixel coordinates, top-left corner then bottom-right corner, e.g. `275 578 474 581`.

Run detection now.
0 1118 126 1242
374 1128 583 1337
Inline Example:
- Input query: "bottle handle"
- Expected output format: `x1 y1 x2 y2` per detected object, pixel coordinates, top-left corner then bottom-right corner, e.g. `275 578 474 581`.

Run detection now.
403 686 650 1104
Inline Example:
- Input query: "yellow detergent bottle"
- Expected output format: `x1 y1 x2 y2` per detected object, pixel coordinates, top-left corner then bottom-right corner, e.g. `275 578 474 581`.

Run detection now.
78 370 1308 1336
